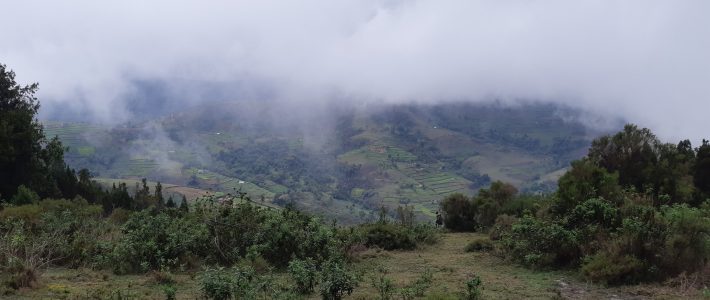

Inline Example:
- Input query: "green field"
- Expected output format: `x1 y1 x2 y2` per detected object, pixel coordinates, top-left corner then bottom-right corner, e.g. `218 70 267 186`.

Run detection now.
185 168 277 201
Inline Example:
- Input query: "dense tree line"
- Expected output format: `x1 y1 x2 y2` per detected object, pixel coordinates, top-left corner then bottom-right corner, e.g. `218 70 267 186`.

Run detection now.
442 124 710 284
0 64 185 214
0 64 100 204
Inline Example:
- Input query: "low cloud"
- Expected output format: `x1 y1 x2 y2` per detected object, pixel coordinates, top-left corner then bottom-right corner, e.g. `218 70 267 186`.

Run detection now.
2 0 709 141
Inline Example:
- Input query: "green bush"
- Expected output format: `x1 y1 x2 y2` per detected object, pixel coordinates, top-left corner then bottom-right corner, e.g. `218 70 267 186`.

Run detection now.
0 219 58 289
10 185 39 206
199 267 240 300
566 198 619 229
161 284 177 300
288 258 317 294
197 200 337 267
463 275 482 300
580 252 645 285
439 193 477 231
488 214 516 241
111 210 209 273
464 238 493 252
318 258 357 300
501 215 578 267
409 268 433 296
199 266 260 300
658 204 710 275
359 223 416 250
371 271 395 300
440 182 521 232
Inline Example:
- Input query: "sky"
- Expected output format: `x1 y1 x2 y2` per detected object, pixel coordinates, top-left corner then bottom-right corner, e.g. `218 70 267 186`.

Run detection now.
2 0 709 141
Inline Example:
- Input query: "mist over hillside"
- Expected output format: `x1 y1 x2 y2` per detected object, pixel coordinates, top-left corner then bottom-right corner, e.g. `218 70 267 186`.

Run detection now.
3 1 710 298
42 100 613 223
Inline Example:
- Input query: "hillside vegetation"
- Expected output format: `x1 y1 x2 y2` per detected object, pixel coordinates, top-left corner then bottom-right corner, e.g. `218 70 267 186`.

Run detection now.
45 100 600 223
3 64 709 299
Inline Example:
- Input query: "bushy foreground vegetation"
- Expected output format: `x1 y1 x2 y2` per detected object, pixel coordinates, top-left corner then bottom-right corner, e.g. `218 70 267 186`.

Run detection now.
0 64 443 298
0 192 442 297
442 125 710 285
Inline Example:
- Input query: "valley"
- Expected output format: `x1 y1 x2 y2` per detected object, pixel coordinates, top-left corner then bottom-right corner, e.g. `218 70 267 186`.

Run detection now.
43 102 602 223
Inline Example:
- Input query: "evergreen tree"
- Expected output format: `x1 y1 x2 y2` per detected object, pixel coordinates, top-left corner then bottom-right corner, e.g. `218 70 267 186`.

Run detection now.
155 181 164 208
0 64 44 200
695 139 710 198
179 195 189 212
166 195 176 208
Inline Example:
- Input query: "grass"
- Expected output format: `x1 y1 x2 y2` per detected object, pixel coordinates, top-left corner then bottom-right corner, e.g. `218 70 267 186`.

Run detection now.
76 146 96 156
6 233 692 299
349 233 690 300
7 268 201 299
351 232 565 299
118 159 160 177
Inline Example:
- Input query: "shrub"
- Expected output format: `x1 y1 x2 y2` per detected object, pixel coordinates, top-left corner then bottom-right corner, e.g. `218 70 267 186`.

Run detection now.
371 268 395 300
566 198 619 229
488 214 516 241
440 193 476 231
410 223 440 246
658 204 710 275
580 252 645 285
111 210 209 273
288 258 317 294
554 159 622 216
501 215 578 267
0 219 64 289
199 266 258 300
409 268 433 296
359 223 416 250
318 258 357 300
473 182 517 228
197 200 337 267
162 284 177 300
464 239 493 252
10 185 39 206
463 275 482 300
199 267 239 300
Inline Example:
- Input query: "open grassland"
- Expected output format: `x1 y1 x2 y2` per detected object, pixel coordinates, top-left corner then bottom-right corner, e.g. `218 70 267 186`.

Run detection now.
352 233 695 300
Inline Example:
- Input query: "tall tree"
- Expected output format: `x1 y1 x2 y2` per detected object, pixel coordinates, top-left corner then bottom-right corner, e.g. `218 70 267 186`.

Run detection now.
179 195 189 212
694 140 710 198
587 124 659 192
0 64 45 200
155 182 164 208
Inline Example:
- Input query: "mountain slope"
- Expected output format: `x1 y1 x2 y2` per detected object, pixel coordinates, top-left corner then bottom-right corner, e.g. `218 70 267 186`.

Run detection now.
43 102 609 223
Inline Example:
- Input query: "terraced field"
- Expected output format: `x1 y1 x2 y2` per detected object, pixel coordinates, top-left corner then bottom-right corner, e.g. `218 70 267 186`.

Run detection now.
43 122 103 158
385 146 417 162
185 168 277 201
114 158 160 177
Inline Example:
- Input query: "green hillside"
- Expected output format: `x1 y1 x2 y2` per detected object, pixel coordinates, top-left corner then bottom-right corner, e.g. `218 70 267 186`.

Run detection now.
42 102 602 223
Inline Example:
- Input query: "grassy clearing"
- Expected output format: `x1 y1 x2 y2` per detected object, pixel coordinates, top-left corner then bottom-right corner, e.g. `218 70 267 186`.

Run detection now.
350 232 565 299
9 268 201 300
350 233 691 300
6 233 692 299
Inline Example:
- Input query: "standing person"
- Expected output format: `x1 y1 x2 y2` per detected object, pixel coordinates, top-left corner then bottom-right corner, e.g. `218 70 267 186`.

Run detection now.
435 211 443 227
